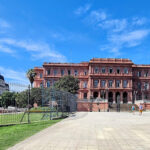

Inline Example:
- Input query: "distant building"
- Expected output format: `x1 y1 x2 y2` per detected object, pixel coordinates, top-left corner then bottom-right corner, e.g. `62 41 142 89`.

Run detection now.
0 74 9 95
34 58 150 111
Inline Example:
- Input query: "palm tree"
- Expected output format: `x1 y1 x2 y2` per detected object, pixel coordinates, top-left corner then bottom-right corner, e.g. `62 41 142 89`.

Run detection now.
26 69 37 88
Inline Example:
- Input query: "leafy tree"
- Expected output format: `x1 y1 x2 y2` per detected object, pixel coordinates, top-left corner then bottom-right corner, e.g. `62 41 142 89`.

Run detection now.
1 92 17 108
15 88 42 108
30 88 42 106
26 69 36 88
54 75 79 94
15 91 28 108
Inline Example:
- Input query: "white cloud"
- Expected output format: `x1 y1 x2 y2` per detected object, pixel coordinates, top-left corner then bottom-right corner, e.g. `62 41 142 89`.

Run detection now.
132 17 147 26
74 4 91 15
100 29 150 55
0 38 67 62
0 45 14 54
99 19 127 32
87 10 107 24
109 29 150 46
0 66 29 84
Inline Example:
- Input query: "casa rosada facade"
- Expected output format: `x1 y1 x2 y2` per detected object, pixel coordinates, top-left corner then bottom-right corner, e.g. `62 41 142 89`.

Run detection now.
34 58 150 104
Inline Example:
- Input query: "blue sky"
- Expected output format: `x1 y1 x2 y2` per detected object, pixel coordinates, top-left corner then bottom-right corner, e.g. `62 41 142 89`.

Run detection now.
0 0 150 84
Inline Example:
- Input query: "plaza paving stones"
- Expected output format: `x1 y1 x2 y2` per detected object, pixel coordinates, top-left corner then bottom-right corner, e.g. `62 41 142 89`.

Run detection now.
9 112 150 150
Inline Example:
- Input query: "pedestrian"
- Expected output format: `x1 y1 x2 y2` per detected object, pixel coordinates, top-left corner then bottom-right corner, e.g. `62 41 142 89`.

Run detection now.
131 105 135 114
139 104 143 115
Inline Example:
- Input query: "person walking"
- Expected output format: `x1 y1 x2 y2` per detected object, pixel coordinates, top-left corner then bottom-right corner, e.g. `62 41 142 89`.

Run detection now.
131 105 135 114
139 104 143 115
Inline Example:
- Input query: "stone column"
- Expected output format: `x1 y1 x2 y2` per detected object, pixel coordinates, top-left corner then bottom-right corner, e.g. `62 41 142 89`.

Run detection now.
113 91 116 103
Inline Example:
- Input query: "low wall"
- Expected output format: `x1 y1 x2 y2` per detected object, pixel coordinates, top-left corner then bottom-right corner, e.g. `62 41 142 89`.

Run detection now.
77 102 108 112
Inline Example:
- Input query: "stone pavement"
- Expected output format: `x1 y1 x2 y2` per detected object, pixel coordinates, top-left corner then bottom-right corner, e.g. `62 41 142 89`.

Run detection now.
9 112 150 150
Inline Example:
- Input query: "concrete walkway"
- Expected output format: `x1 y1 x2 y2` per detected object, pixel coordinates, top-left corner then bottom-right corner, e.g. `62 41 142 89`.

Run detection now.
9 112 150 150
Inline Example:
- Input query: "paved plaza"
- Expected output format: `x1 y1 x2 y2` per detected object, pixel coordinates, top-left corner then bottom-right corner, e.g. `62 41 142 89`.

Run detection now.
9 112 150 150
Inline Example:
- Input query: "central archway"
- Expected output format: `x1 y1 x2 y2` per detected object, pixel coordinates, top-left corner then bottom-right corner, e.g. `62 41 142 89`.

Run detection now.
108 92 113 103
115 92 120 103
123 92 128 103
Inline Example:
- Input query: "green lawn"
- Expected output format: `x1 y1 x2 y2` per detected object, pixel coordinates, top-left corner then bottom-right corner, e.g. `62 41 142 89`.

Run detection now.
0 119 62 150
0 111 67 125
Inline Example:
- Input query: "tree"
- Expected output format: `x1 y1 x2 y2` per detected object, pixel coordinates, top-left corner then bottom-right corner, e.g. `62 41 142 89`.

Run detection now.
15 91 28 108
30 88 42 106
1 92 17 108
26 69 36 88
54 75 79 94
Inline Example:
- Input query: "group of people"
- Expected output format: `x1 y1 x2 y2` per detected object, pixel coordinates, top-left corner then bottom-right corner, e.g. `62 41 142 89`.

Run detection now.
131 104 143 115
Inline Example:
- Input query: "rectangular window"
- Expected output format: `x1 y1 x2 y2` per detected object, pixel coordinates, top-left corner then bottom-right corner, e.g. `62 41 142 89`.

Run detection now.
54 70 57 76
116 80 120 88
144 71 148 77
109 80 113 87
68 70 71 75
84 71 87 76
40 73 43 78
94 80 99 88
144 82 149 90
101 80 106 88
137 71 141 77
123 80 128 88
117 68 120 74
83 82 87 88
124 68 128 74
109 68 113 74
138 82 141 90
74 70 78 76
61 70 64 76
47 69 50 75
102 68 105 73
47 81 50 87
83 93 87 99
94 67 99 74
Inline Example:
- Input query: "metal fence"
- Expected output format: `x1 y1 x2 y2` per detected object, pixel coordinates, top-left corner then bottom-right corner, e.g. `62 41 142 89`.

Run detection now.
0 83 77 126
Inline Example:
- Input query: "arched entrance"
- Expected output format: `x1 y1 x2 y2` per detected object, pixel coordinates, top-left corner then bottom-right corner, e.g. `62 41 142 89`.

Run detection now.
123 92 128 103
93 91 98 99
108 92 113 103
115 92 120 103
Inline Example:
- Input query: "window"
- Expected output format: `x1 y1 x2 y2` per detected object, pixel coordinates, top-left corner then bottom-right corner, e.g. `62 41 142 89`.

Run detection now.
94 80 99 88
47 69 50 75
54 70 57 76
68 70 71 75
124 68 128 74
109 80 113 87
138 82 141 90
47 81 50 87
40 73 43 78
74 70 78 76
83 82 87 88
117 68 120 74
116 80 120 88
94 67 99 74
109 68 113 74
137 71 141 77
144 82 149 90
144 71 148 77
40 82 43 87
61 70 64 76
102 68 105 73
123 80 128 88
83 93 87 99
84 71 87 76
101 80 106 87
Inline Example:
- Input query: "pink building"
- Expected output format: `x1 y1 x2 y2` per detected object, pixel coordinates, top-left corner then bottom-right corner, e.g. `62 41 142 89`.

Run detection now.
34 58 150 105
